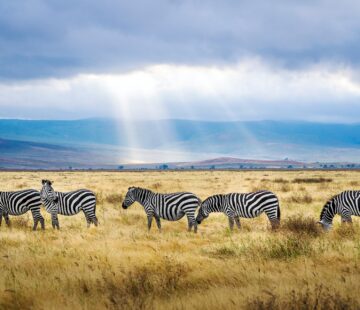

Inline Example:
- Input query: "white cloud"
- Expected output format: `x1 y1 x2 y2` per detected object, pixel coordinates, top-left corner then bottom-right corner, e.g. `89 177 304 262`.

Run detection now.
1 58 360 122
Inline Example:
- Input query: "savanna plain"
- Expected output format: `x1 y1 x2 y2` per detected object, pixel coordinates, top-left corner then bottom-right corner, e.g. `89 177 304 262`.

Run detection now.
1 170 360 310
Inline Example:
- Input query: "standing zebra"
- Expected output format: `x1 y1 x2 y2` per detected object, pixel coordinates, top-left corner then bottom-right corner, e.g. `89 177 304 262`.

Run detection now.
196 190 281 230
40 180 98 229
0 189 44 230
122 187 201 232
318 190 360 230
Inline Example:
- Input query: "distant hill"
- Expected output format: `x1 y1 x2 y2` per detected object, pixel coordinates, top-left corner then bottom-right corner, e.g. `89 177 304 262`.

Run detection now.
0 118 359 168
0 119 359 151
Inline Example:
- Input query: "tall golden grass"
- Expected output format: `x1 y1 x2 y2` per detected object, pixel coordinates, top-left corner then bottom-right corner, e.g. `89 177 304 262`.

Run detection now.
0 170 360 309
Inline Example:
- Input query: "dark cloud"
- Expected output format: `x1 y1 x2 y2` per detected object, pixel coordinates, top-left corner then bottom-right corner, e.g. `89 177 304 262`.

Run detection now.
1 0 360 79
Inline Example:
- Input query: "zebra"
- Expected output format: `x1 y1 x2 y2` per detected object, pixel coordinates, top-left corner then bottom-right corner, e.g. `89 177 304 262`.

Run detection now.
40 179 98 229
0 189 45 230
196 190 281 230
122 187 201 232
318 190 360 230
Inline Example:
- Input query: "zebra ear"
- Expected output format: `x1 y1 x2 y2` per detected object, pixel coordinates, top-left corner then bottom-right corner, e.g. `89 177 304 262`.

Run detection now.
48 180 52 186
42 179 46 185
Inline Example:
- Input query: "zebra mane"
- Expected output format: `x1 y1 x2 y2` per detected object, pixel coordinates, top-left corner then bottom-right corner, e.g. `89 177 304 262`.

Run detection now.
130 187 154 193
203 194 224 205
319 196 335 220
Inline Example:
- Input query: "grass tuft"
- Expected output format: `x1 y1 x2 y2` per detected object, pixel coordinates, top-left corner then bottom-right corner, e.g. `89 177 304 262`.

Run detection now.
247 285 359 310
263 236 313 260
286 193 313 204
292 177 332 184
283 215 322 237
105 193 123 205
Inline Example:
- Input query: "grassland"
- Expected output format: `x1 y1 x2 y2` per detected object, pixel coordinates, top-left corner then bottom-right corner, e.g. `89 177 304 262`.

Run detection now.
1 170 360 310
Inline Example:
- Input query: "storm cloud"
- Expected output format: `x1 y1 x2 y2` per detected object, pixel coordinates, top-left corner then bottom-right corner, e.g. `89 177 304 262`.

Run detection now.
1 0 360 79
0 0 360 122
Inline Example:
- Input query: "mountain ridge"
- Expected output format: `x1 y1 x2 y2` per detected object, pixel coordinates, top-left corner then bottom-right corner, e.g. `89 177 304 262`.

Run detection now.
0 118 359 166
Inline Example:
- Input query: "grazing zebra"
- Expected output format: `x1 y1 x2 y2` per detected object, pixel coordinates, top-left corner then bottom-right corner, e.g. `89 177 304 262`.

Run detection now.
318 190 360 230
40 180 98 229
196 190 281 230
0 189 44 230
122 187 201 232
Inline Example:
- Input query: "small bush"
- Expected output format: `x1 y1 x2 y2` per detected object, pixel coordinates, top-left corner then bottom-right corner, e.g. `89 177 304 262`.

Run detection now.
16 182 28 189
280 184 291 192
292 178 332 184
211 245 237 258
263 236 313 260
12 216 30 228
0 291 34 310
283 216 322 237
273 178 289 184
151 182 162 190
349 181 359 187
105 193 123 205
286 193 313 204
104 257 188 308
247 285 359 310
334 224 356 239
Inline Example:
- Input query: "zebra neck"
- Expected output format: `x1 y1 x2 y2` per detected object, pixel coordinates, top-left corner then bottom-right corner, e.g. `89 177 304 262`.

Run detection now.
320 198 337 224
207 196 225 213
134 188 154 206
43 198 56 210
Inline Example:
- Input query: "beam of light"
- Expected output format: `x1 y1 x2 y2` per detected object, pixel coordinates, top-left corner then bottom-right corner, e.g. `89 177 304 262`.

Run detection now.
1 59 360 162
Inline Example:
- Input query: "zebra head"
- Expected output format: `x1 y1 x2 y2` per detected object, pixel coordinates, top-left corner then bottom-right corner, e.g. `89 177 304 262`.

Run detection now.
40 179 58 203
196 199 210 224
317 199 334 231
317 220 332 231
122 187 137 209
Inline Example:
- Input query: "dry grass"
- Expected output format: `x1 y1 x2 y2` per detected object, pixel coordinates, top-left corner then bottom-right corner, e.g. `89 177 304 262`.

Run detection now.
283 215 322 236
0 170 360 309
292 177 333 184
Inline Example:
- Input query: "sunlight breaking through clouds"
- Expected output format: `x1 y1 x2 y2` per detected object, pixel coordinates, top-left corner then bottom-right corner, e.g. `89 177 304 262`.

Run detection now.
0 58 360 122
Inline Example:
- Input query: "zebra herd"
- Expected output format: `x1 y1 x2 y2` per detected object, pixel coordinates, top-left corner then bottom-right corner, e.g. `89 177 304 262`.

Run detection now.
0 179 359 232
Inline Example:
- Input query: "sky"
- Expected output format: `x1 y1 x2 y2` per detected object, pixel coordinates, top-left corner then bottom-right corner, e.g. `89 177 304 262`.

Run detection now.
1 0 360 122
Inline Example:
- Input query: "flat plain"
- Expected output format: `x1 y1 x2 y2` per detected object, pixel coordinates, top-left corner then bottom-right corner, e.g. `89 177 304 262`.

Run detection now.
1 170 360 309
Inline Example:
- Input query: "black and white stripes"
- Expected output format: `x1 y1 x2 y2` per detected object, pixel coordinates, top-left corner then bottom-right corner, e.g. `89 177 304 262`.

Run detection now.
196 190 281 230
40 179 98 229
319 190 360 230
0 189 45 230
122 187 201 232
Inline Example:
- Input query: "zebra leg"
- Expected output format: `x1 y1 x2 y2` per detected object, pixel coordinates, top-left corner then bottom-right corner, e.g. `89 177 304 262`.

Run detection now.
85 215 91 228
147 215 153 231
235 216 241 229
4 212 10 227
270 219 280 230
51 213 60 230
83 204 98 227
154 215 162 232
186 214 197 233
40 217 45 230
228 217 235 231
30 208 44 231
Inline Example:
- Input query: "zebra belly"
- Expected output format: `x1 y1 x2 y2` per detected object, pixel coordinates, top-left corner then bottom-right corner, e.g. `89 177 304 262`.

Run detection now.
235 210 262 218
6 205 29 216
158 210 185 221
58 209 81 216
